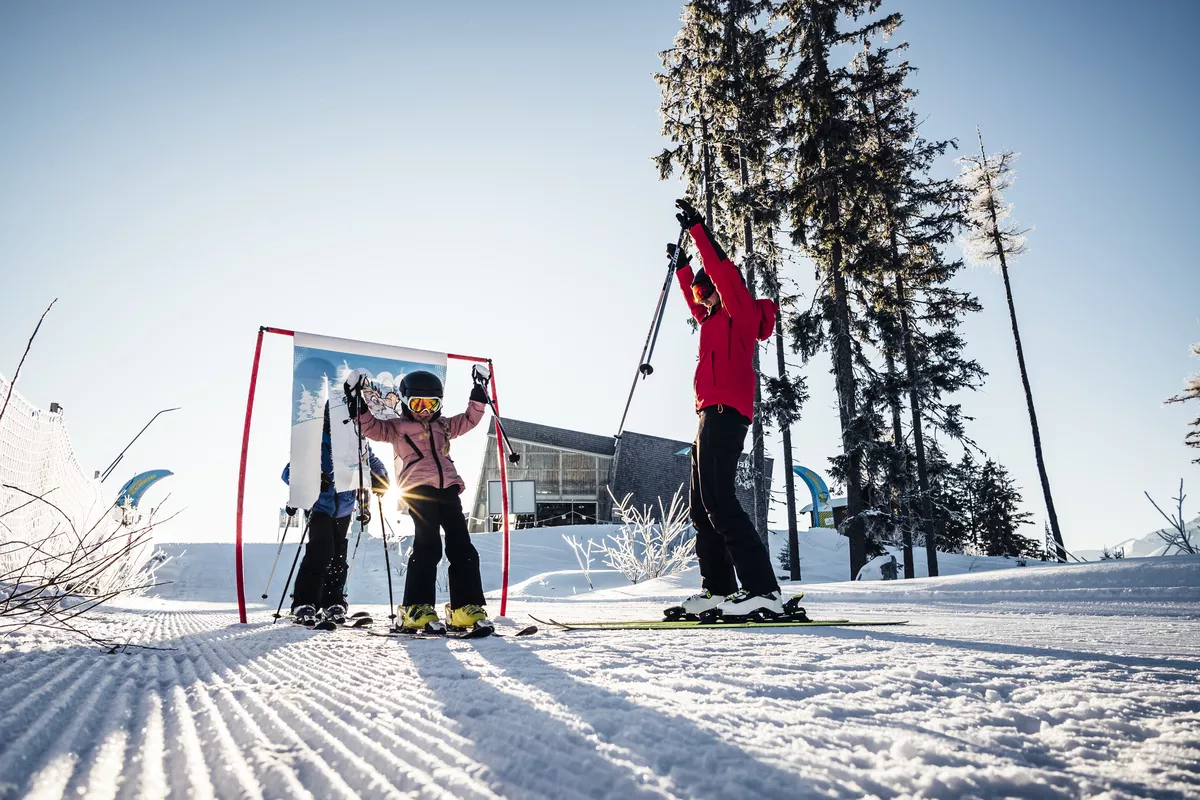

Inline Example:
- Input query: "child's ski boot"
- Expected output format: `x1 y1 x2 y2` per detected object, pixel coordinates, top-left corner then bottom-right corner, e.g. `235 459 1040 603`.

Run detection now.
292 604 319 626
445 603 492 636
322 604 347 625
400 604 445 634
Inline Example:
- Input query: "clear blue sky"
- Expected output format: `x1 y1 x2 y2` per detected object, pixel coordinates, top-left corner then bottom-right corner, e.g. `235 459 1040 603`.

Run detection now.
2 1 1197 551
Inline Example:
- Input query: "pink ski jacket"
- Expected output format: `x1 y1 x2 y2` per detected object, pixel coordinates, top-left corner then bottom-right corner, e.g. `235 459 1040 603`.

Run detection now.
354 401 486 496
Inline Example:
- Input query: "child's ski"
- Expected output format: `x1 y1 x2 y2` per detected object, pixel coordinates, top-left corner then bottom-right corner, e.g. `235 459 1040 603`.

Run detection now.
367 623 538 639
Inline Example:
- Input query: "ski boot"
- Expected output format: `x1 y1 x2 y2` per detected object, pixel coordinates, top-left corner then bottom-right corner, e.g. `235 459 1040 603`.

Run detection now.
322 604 347 625
700 590 784 624
445 603 492 634
663 589 723 621
400 604 445 634
292 604 319 626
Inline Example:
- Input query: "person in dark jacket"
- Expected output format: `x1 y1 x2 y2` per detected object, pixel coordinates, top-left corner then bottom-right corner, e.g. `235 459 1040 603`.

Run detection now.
283 403 388 625
669 198 783 620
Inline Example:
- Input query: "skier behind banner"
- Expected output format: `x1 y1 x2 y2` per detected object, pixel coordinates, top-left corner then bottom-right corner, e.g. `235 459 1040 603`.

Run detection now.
282 403 389 627
345 365 491 634
666 197 785 622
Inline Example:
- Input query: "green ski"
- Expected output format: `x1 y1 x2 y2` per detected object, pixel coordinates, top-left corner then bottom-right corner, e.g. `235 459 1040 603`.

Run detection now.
529 616 907 631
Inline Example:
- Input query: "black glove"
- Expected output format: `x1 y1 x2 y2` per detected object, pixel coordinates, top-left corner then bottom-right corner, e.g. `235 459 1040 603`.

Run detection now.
343 380 369 418
470 383 489 404
675 198 704 230
320 472 333 492
666 242 690 271
370 471 389 496
285 506 297 517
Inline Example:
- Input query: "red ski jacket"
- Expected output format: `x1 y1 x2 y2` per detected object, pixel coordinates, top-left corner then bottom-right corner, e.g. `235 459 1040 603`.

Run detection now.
675 223 778 421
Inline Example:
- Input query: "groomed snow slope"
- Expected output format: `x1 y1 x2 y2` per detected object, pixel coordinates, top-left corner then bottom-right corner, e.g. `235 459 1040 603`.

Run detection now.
1 544 1198 798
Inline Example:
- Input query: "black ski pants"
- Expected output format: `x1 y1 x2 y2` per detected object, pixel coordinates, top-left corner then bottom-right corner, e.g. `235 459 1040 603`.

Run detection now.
292 511 351 611
402 485 485 608
690 405 779 597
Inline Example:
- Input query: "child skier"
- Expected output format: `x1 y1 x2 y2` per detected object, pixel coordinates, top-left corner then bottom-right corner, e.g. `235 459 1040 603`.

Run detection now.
668 197 784 621
282 402 389 625
345 364 491 633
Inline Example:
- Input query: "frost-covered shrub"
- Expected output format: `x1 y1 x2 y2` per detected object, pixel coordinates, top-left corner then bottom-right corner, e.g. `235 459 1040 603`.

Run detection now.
595 487 694 584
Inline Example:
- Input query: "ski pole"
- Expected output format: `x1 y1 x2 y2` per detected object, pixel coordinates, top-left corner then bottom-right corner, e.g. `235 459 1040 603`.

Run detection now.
616 227 688 438
350 380 372 527
272 513 310 622
642 227 689 377
378 494 397 628
481 393 521 464
260 510 295 599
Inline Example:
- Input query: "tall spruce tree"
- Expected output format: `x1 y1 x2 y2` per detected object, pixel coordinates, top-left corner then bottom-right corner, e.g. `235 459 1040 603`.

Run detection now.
957 130 1067 562
776 0 897 579
658 0 783 548
717 0 778 547
656 2 727 221
804 31 982 578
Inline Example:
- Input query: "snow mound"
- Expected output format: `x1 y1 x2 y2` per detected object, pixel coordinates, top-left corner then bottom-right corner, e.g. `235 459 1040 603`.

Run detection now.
1075 515 1200 560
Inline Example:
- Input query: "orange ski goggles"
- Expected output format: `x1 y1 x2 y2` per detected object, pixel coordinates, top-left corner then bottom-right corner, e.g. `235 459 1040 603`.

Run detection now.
407 397 442 414
692 283 714 304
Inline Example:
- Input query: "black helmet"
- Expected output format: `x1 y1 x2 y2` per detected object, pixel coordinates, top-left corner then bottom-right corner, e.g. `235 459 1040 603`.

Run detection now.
399 370 444 420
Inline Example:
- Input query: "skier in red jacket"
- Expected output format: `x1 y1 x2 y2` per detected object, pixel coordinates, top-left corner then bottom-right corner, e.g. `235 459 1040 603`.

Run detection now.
669 198 784 621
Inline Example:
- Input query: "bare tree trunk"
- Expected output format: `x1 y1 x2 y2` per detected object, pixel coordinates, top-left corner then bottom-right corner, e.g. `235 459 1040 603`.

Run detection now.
996 250 1064 561
830 229 867 578
775 307 801 580
884 346 915 579
977 133 1066 563
895 273 939 576
739 161 768 547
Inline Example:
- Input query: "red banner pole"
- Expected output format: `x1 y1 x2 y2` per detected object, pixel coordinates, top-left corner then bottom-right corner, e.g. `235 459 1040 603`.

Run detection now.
235 327 268 623
488 362 511 618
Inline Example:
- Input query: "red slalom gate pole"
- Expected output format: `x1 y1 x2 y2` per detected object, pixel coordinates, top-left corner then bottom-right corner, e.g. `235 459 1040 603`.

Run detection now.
235 328 266 624
489 362 511 618
235 326 294 624
448 352 512 616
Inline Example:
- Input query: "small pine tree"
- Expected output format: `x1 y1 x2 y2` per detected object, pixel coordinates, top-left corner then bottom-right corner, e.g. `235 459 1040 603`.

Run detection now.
1166 342 1200 464
974 460 1037 557
777 536 792 574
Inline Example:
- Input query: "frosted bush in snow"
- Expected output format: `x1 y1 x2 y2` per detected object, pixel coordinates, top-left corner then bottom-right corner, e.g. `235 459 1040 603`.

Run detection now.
1 372 170 642
596 487 694 584
562 533 598 590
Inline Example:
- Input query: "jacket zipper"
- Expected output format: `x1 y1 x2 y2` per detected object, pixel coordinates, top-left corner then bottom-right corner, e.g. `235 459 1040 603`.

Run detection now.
426 424 445 489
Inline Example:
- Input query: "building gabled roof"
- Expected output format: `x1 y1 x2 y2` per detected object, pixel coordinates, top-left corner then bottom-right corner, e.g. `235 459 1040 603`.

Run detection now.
487 417 616 456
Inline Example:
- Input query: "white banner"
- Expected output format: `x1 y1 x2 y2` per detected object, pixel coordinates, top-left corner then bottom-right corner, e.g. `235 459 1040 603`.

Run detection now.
289 332 447 510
